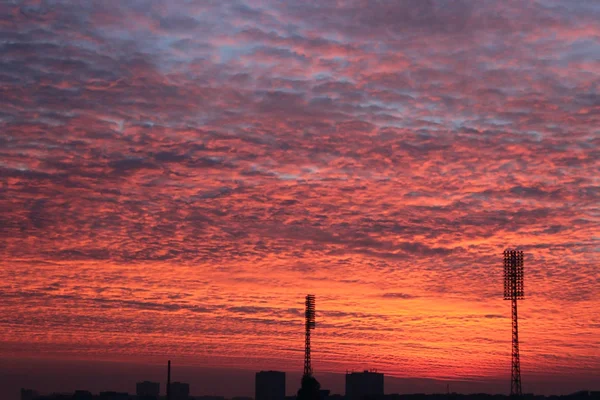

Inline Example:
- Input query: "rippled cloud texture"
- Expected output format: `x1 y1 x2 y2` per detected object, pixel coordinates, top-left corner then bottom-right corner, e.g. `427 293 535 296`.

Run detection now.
1 0 599 392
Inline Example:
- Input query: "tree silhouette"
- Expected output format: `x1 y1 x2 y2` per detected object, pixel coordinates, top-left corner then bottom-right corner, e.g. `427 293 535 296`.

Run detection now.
297 374 321 400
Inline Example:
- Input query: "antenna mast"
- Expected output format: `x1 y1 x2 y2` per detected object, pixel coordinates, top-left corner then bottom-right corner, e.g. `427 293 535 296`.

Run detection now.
304 294 316 377
504 250 524 397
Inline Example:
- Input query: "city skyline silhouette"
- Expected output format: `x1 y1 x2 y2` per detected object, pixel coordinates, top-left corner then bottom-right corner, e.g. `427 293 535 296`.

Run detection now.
1 1 599 400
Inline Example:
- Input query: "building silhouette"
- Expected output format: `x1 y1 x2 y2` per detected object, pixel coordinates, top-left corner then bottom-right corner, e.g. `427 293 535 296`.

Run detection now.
195 396 225 400
97 392 130 399
136 381 160 399
21 389 39 400
345 370 384 400
170 382 190 400
73 391 93 400
255 371 286 400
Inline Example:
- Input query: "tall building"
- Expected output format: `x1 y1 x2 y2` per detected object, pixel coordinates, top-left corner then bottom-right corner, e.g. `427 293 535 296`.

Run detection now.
171 382 190 400
136 381 160 398
255 371 286 400
345 371 384 400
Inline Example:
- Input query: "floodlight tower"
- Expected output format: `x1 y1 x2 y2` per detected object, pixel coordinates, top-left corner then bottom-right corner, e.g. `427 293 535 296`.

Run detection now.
304 294 316 377
504 250 524 397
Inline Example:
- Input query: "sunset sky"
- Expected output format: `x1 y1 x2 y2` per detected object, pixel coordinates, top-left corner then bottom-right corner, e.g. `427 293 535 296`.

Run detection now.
0 0 599 398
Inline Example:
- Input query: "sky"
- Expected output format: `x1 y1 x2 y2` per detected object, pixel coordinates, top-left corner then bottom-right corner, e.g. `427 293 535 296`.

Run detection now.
0 0 599 398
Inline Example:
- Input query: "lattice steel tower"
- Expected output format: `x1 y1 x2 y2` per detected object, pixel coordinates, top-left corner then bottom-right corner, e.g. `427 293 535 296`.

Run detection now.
504 250 524 397
304 294 316 377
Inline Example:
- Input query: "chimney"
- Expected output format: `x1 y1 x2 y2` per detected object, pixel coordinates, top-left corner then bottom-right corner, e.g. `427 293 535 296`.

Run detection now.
167 360 171 400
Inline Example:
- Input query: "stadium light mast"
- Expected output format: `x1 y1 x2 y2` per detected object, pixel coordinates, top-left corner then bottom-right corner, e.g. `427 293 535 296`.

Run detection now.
504 250 524 397
304 294 316 377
